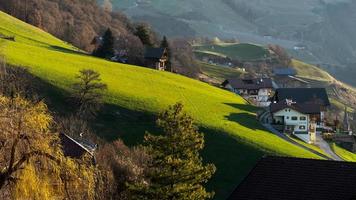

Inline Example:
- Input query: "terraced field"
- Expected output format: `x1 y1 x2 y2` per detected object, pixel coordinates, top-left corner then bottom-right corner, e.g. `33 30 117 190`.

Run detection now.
194 43 270 61
0 11 322 199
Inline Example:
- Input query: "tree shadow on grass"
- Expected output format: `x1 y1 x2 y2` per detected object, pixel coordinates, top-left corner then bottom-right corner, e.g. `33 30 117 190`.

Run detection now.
225 112 266 131
29 74 267 200
30 73 159 145
48 45 88 56
223 103 266 131
200 127 265 200
94 104 159 145
224 102 263 113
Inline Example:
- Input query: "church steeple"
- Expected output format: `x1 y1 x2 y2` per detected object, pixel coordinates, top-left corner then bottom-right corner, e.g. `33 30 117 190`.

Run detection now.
343 106 352 135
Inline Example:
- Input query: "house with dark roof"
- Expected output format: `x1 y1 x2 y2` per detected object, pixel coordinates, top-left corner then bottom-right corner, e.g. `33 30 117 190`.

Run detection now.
272 68 309 88
270 88 330 143
228 156 356 200
144 47 168 71
272 88 330 106
222 78 274 107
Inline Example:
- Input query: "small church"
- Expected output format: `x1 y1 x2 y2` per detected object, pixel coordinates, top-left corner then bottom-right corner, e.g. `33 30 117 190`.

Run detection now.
144 47 168 71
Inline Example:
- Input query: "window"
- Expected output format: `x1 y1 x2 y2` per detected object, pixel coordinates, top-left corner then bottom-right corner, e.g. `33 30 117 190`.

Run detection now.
299 126 306 130
300 116 307 121
291 116 298 121
286 116 289 119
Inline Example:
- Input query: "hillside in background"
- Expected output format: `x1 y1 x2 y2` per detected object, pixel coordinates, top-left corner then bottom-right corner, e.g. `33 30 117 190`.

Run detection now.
0 11 324 199
109 0 356 87
194 42 356 126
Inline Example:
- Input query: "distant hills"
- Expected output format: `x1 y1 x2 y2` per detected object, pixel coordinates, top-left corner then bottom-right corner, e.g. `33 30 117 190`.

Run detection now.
109 0 356 87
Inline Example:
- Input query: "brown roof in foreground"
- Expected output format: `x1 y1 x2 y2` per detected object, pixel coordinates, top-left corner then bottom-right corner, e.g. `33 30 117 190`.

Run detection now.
222 78 273 90
228 156 356 200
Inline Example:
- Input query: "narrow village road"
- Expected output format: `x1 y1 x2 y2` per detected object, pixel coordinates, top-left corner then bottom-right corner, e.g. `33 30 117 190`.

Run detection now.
315 133 342 161
261 123 331 160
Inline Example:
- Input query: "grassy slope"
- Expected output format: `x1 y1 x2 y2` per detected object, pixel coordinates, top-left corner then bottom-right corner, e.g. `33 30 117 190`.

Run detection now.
194 43 270 61
287 136 331 159
290 59 334 82
199 62 244 82
0 12 322 199
331 143 356 162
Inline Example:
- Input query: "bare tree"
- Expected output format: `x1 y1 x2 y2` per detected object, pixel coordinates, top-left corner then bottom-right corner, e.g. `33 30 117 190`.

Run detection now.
96 140 150 199
71 69 107 119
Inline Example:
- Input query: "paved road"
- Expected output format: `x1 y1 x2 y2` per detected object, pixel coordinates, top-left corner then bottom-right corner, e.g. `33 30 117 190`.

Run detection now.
315 133 342 161
262 123 331 160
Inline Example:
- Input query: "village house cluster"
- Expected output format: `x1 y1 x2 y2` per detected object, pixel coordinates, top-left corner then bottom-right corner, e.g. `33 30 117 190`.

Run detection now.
221 68 352 144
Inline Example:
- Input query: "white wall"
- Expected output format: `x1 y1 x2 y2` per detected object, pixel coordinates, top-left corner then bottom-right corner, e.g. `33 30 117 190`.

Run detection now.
257 88 271 100
273 108 309 132
225 85 272 107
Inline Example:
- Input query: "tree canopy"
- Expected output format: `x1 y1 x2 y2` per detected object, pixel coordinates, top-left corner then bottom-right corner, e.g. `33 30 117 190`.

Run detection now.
93 28 115 59
0 95 96 199
130 103 216 200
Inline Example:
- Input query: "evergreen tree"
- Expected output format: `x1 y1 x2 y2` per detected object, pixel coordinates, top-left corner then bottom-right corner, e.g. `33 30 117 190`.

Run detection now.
160 36 172 72
93 28 115 59
130 103 216 200
134 24 153 47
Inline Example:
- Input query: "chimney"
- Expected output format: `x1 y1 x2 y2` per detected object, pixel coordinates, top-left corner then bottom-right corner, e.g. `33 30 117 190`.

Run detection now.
285 99 296 106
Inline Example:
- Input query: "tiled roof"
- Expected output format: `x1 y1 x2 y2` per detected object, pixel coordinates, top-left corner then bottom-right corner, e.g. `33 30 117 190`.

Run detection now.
273 88 330 106
144 47 166 59
228 156 356 200
222 78 273 90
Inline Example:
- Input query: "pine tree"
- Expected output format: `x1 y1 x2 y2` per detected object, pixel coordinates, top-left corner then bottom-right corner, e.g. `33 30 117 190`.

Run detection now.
160 36 172 72
130 103 216 200
93 28 115 59
134 24 153 47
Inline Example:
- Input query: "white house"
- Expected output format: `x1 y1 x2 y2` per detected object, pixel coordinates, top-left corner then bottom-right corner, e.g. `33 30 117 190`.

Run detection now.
222 78 274 107
271 100 314 143
270 88 330 143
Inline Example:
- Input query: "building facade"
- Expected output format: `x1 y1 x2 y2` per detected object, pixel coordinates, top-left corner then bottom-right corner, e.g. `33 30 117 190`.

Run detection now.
144 47 168 71
270 88 330 143
222 78 274 107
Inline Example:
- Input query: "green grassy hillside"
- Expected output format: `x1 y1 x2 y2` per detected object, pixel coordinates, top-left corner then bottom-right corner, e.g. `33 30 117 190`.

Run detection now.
194 43 270 61
332 143 356 162
290 59 334 83
199 61 244 82
0 11 322 199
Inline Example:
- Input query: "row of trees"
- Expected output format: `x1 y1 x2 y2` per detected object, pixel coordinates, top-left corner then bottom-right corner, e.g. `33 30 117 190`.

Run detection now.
0 0 133 51
92 27 173 71
0 58 216 199
0 0 203 77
